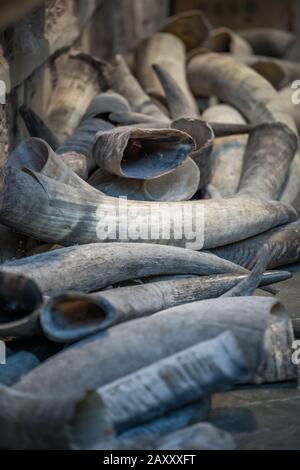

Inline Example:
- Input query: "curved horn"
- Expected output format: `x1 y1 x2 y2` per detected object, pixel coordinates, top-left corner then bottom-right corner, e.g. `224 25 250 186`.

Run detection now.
152 63 200 119
238 28 296 58
2 241 254 296
202 104 247 197
135 33 197 112
46 53 101 142
93 126 195 179
40 270 291 343
205 27 253 56
0 166 296 249
211 219 300 270
98 332 251 432
237 122 297 200
101 55 168 122
15 297 295 396
0 167 296 249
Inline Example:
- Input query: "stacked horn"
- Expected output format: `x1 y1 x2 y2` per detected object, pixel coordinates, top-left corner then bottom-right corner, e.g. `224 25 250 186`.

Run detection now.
0 9 299 451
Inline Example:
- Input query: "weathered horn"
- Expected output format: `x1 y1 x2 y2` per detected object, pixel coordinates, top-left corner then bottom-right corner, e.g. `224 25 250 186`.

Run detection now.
187 52 296 130
171 118 214 189
19 105 61 150
2 242 252 296
8 138 99 192
101 55 168 122
98 332 252 433
15 297 296 396
250 60 289 90
211 219 300 270
238 28 296 58
243 56 300 85
0 385 111 450
237 122 298 200
156 422 236 450
205 27 253 57
0 271 43 338
0 167 296 249
46 53 101 142
40 270 291 343
88 158 200 202
56 118 114 176
0 351 40 386
202 104 248 197
93 126 195 179
153 63 200 120
135 32 199 116
161 10 212 52
186 52 300 204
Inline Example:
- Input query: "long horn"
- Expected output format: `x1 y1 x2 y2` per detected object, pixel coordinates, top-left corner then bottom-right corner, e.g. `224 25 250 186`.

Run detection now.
161 10 212 52
135 32 198 116
0 272 43 338
187 52 296 130
19 106 61 150
101 55 168 122
211 219 300 270
46 53 101 142
238 28 296 58
153 63 200 119
237 122 297 200
205 27 253 56
0 352 40 386
93 126 195 179
171 118 214 189
0 385 111 450
279 86 300 132
156 422 236 450
40 270 291 343
187 52 300 204
0 167 296 249
14 297 295 396
98 332 252 433
202 104 248 197
2 242 252 296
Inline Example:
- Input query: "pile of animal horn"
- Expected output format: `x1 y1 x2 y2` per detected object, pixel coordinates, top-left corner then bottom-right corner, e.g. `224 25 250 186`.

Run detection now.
0 10 300 451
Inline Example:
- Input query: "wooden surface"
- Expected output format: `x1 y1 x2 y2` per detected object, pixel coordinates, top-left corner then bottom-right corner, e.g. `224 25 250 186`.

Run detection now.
173 0 294 31
0 0 45 31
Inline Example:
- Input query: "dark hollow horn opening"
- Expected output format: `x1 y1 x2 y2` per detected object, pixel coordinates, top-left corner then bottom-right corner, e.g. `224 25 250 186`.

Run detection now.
49 298 109 329
0 274 43 323
9 139 49 173
121 134 193 179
